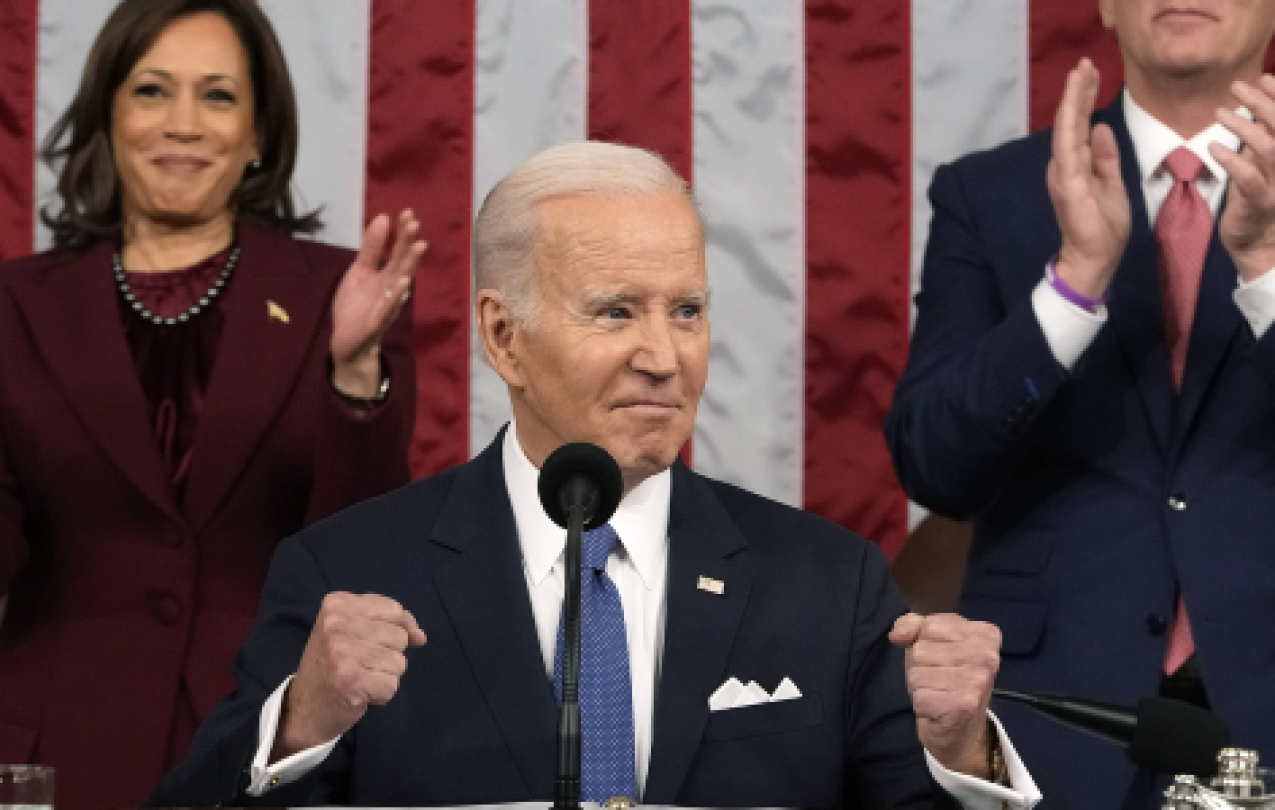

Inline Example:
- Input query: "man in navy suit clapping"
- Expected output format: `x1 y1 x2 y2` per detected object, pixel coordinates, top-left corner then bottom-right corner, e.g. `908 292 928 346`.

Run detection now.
888 2 1275 807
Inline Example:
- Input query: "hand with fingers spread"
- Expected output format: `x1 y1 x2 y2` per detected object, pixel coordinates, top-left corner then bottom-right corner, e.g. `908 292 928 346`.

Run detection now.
890 612 1001 780
1047 58 1132 300
1213 75 1275 283
330 210 428 399
272 592 427 762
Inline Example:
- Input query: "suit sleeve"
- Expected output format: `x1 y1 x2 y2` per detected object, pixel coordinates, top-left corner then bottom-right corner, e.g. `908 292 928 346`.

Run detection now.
841 544 958 809
1234 292 1275 390
884 163 1073 519
305 295 415 524
143 533 354 807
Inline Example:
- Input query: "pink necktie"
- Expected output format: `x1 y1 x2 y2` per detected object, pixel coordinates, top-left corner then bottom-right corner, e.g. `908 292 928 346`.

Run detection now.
1156 147 1211 675
1156 147 1211 390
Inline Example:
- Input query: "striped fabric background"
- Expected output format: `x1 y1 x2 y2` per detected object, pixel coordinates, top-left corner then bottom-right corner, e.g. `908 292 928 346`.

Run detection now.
0 1 1129 556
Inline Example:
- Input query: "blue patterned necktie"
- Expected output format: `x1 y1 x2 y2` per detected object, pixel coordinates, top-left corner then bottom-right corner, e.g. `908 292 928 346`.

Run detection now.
553 523 637 802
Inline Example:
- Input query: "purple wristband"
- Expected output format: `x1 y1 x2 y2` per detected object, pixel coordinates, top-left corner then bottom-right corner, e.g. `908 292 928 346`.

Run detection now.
1046 255 1108 311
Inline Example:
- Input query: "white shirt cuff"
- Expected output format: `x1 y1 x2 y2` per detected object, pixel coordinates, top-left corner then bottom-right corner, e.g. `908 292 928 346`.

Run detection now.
1031 277 1107 371
1233 268 1275 339
245 674 342 796
925 713 1042 810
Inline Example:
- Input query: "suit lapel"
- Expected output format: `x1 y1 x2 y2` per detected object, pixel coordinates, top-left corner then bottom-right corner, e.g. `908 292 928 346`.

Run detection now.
643 464 751 804
432 434 560 797
182 220 332 531
1103 98 1176 455
1102 97 1246 456
10 242 183 523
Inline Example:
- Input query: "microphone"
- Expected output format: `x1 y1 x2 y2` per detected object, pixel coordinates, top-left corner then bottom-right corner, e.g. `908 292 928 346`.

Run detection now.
993 688 1230 777
538 442 624 533
538 443 623 810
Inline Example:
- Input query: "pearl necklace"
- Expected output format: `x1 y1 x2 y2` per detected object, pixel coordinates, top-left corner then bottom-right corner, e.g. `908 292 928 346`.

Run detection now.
114 247 238 326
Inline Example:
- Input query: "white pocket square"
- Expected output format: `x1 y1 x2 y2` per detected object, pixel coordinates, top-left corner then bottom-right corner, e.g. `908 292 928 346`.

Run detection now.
708 676 802 711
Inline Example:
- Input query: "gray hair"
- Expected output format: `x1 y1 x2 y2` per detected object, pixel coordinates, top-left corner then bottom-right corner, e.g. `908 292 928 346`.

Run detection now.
472 140 695 325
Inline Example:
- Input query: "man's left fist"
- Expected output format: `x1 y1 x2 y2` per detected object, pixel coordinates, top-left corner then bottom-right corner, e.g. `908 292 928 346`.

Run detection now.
890 612 1001 779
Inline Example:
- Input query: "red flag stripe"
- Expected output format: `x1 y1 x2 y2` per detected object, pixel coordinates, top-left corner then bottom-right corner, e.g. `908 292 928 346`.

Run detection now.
805 0 912 557
587 0 693 183
0 0 38 262
1028 5 1123 133
366 0 475 477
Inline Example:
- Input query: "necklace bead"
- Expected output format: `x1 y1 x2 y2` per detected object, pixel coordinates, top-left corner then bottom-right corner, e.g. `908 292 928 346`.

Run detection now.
114 247 238 325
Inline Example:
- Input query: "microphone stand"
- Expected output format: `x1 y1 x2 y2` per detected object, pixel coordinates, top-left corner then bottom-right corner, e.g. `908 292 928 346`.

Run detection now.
553 500 585 809
539 445 621 809
992 687 1134 746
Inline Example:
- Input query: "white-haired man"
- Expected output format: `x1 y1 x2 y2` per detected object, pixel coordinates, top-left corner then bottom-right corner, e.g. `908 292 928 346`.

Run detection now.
149 142 1039 808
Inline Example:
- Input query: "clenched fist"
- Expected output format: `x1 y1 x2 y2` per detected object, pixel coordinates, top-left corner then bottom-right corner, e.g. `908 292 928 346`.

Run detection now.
272 591 426 761
890 612 1001 779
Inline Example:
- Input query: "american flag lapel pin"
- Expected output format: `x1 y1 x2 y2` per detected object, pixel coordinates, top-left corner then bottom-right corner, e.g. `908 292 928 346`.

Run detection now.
697 575 725 595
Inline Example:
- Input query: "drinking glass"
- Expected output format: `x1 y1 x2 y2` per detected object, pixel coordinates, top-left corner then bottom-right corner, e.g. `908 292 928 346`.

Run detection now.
0 765 53 810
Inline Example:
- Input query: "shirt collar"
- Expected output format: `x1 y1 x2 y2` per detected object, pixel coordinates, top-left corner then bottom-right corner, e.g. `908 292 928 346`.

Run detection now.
502 422 670 591
1122 88 1243 185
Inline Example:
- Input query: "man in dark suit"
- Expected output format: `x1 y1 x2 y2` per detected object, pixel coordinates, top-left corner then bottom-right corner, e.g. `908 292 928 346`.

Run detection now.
886 1 1275 807
149 141 1039 808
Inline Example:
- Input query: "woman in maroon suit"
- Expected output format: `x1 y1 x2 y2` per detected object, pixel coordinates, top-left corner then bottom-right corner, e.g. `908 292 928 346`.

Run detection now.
0 2 424 808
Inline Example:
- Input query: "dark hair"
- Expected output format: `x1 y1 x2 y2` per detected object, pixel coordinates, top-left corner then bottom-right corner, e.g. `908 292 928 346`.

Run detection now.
39 0 322 250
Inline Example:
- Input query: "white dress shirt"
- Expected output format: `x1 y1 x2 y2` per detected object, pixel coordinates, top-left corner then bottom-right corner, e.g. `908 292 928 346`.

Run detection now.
1033 89 1275 369
502 421 670 796
247 423 1040 808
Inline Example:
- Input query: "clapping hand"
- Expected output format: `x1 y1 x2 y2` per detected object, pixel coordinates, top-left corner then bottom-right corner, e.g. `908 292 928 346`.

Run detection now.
1047 58 1132 300
330 210 427 398
1213 75 1275 284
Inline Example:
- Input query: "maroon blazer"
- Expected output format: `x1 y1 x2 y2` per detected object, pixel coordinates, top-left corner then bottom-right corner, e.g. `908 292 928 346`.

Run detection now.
0 218 414 810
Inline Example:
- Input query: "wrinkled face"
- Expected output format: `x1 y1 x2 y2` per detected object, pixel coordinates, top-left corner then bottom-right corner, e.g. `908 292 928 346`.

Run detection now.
111 12 259 230
502 189 710 490
1100 0 1275 83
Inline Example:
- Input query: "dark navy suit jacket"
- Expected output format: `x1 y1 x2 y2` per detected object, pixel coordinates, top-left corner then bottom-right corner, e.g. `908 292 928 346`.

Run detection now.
147 431 951 808
886 96 1275 809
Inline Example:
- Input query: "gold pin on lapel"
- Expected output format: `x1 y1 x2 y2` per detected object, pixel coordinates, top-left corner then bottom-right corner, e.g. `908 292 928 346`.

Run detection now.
697 576 725 595
267 300 290 324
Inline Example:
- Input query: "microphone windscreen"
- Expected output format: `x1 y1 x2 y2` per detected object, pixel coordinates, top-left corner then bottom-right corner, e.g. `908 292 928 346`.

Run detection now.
1129 697 1230 777
538 442 624 531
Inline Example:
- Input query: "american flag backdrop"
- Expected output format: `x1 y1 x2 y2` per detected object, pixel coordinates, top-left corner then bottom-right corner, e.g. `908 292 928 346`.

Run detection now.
0 1 1130 557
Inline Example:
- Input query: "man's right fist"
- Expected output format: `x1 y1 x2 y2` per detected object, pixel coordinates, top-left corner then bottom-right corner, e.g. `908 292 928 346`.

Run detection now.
272 591 426 761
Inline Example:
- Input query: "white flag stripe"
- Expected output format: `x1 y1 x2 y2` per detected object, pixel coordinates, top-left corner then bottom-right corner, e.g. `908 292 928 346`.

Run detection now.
691 1 805 506
907 0 1028 531
470 0 588 456
259 0 370 250
910 0 1028 307
34 0 116 251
